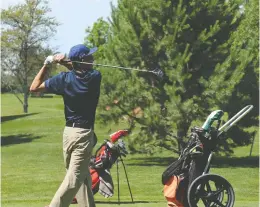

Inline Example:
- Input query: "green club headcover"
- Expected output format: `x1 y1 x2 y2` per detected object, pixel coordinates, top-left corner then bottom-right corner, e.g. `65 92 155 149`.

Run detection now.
202 110 224 131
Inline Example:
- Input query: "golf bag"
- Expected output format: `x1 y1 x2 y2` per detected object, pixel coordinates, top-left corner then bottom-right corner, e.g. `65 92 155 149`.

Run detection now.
162 127 213 206
162 110 223 206
72 129 129 204
162 106 253 207
90 129 129 197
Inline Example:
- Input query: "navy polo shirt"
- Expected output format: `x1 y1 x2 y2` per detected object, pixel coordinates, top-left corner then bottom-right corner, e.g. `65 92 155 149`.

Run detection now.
45 69 101 127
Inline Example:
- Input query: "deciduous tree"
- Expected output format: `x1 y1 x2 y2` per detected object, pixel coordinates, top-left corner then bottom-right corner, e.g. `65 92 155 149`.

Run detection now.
1 0 59 113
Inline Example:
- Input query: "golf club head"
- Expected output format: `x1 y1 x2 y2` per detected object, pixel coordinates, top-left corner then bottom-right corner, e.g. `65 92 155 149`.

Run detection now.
152 68 164 79
117 139 128 156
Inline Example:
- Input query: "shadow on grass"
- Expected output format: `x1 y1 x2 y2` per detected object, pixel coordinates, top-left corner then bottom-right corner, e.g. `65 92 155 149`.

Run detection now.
1 134 42 146
31 95 53 98
1 113 39 123
95 201 154 204
127 157 176 167
127 156 259 168
211 156 259 168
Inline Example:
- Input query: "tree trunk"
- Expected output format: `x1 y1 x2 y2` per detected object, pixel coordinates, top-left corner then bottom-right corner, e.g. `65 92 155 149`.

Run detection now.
249 135 256 156
23 85 29 113
177 121 190 152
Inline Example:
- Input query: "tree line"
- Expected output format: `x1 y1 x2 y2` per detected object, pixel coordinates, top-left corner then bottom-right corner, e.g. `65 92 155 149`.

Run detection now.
1 0 258 154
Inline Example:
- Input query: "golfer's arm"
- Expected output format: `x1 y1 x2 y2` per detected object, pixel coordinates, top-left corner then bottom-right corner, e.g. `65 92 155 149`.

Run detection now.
30 65 50 92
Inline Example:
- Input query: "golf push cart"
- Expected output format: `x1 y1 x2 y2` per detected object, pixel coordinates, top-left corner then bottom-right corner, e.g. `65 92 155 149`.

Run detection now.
162 105 254 207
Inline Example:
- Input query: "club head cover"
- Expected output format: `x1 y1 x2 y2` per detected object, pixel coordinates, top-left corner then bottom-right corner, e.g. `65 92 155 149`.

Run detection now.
110 129 129 143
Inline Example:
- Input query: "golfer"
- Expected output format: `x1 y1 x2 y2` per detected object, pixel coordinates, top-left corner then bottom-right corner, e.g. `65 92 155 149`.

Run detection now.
30 44 101 207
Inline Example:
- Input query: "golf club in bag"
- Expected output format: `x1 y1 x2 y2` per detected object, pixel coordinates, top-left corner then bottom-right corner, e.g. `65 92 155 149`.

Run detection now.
71 129 134 204
162 105 254 207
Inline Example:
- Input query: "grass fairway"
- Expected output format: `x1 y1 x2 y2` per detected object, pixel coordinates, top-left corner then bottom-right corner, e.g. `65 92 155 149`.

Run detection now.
1 94 259 207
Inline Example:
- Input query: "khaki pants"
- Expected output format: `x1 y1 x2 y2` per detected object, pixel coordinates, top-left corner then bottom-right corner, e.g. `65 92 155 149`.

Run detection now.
49 127 96 207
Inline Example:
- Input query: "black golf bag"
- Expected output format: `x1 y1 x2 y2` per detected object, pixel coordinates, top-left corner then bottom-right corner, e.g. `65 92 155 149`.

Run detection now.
162 126 215 206
162 105 253 207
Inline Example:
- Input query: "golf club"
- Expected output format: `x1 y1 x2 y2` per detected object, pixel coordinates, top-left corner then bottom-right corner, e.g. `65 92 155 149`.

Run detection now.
62 60 164 78
119 154 134 203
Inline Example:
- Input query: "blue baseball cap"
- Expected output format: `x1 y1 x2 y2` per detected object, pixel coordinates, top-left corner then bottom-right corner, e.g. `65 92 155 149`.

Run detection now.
68 44 97 61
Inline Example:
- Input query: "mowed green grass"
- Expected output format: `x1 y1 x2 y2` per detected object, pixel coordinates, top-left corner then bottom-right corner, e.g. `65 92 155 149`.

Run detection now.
1 94 259 207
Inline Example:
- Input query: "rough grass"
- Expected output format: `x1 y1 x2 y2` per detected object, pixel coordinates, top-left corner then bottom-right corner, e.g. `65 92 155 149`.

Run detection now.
1 94 259 207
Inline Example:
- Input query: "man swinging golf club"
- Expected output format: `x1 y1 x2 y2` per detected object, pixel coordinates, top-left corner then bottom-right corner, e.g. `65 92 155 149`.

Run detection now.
30 44 101 207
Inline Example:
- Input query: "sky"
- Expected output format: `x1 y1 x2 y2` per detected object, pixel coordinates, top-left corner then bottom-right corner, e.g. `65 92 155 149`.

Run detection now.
1 0 117 53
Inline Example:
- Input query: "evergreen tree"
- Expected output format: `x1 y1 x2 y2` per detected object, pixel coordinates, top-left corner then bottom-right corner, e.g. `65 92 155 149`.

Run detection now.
84 17 111 60
85 0 257 154
203 0 259 151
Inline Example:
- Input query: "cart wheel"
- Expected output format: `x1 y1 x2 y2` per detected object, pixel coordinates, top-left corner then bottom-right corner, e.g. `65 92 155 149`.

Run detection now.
188 174 235 207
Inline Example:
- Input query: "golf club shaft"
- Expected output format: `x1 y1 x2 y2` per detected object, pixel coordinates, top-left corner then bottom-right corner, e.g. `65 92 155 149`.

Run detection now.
63 60 157 74
120 155 134 202
116 160 120 204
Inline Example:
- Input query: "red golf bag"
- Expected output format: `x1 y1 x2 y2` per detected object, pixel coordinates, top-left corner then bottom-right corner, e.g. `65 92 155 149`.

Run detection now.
72 129 129 204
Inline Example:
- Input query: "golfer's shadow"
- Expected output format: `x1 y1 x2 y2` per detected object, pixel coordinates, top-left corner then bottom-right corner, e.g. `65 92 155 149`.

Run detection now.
1 134 42 146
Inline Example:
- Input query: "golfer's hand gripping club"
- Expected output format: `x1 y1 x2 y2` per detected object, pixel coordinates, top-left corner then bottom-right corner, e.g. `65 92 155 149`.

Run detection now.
44 56 54 65
44 54 68 65
53 54 67 63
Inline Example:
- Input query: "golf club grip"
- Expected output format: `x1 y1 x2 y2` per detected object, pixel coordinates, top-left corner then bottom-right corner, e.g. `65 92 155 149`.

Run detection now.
60 60 72 63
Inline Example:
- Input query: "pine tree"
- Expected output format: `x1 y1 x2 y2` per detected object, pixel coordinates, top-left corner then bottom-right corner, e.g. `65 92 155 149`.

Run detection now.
203 0 259 151
85 0 256 154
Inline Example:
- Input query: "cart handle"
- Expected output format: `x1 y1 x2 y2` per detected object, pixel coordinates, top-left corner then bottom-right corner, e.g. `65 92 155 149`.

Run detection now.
203 105 253 174
218 105 254 135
